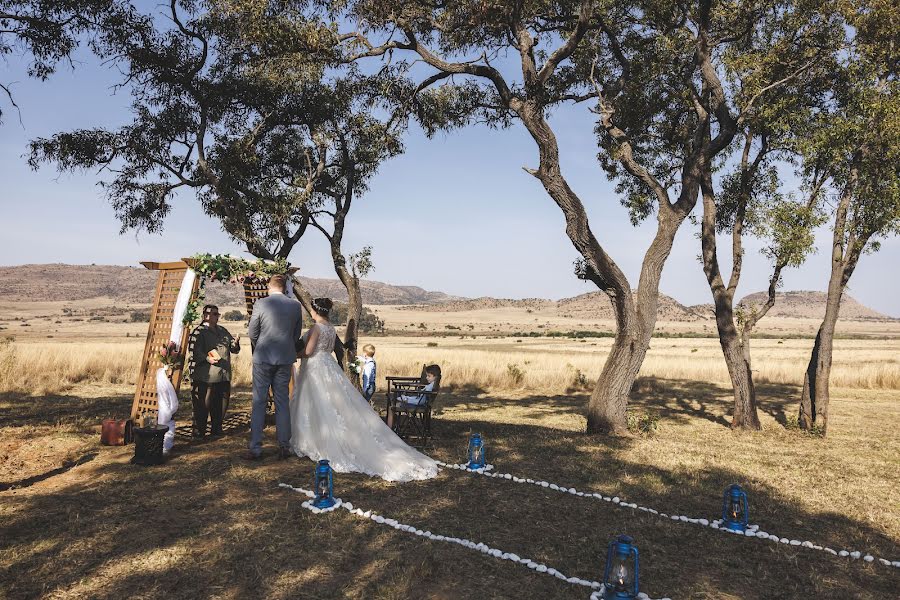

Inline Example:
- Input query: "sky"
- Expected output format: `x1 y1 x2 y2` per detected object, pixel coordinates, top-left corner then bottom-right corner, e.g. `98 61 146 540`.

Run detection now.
1 23 898 317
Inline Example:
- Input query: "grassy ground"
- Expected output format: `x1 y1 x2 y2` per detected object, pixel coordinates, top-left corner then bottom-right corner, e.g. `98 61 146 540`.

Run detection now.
3 335 900 397
1 379 898 599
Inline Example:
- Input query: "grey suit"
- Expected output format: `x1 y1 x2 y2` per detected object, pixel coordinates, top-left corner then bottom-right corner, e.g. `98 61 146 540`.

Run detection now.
247 292 303 455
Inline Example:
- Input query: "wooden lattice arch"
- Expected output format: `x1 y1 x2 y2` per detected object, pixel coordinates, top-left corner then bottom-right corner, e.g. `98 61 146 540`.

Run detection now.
131 258 298 422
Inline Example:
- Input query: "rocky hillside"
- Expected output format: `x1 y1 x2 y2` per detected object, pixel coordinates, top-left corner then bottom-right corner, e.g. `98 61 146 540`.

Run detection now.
736 291 891 320
556 291 711 321
403 289 893 322
403 291 709 321
399 297 555 312
0 264 458 306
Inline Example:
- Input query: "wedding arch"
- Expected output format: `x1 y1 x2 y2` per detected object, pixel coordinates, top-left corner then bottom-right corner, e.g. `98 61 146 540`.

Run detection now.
130 254 297 429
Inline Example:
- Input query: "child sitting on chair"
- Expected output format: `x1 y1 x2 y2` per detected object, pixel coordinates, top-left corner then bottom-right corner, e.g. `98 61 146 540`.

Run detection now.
399 364 441 406
361 344 377 403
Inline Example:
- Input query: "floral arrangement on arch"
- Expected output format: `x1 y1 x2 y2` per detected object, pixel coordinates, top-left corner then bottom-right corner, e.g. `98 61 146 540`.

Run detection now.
190 253 290 285
182 253 292 325
158 341 184 369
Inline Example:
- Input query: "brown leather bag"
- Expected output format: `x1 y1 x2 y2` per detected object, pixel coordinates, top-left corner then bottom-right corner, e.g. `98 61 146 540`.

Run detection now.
101 419 134 446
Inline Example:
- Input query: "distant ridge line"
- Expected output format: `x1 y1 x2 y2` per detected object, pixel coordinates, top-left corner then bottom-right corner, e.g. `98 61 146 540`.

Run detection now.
0 264 461 306
0 264 894 320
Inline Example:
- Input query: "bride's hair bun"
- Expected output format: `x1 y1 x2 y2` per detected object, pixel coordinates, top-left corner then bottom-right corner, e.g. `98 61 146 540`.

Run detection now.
312 297 333 317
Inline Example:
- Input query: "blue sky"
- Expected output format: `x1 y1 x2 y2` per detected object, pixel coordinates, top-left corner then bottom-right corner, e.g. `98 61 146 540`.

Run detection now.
1 36 898 317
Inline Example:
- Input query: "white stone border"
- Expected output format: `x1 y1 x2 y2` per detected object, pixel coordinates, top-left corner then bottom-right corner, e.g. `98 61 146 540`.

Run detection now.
279 482 669 600
436 461 900 569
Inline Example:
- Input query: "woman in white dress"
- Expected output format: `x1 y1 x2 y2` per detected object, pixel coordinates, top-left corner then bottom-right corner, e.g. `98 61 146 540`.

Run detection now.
290 297 439 482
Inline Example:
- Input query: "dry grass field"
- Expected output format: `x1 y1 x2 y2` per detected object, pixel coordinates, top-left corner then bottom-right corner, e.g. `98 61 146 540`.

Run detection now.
1 301 899 599
3 334 899 397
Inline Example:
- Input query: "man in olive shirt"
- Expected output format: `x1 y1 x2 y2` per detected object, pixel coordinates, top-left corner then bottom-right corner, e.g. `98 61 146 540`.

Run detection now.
191 305 241 437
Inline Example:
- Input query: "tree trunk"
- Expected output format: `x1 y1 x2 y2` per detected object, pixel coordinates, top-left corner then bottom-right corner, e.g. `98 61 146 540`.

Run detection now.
516 104 636 434
799 261 846 434
335 263 362 388
717 305 761 430
698 164 762 430
514 103 696 434
799 155 862 435
588 327 641 434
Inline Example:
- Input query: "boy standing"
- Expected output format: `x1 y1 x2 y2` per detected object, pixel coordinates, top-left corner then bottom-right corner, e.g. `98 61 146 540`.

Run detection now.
361 344 377 404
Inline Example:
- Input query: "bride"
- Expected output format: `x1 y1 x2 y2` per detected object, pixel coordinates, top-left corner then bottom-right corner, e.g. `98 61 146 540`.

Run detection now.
290 297 439 482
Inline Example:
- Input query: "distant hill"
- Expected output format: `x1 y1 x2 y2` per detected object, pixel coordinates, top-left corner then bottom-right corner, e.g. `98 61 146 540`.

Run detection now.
404 289 894 322
400 297 554 312
1 265 893 321
403 291 709 321
557 291 711 322
0 264 459 306
736 291 892 320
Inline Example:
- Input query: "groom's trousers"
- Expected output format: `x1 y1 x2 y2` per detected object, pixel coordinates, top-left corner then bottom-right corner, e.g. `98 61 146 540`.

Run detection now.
249 362 293 455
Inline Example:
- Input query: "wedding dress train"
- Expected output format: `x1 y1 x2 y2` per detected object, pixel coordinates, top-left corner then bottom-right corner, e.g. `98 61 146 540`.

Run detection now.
289 322 438 482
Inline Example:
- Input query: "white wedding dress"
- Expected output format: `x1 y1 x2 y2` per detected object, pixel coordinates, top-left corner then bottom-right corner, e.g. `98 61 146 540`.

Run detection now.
290 322 439 482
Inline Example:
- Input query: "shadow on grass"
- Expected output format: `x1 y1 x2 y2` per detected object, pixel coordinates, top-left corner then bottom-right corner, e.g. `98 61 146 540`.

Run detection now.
0 451 98 492
1 382 897 599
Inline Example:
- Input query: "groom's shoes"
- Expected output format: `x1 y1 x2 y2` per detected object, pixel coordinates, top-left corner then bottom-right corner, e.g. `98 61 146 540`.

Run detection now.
278 447 293 460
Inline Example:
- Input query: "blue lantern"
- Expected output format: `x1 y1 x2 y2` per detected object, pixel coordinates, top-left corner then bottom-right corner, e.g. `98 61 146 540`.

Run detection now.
467 432 486 469
313 459 335 509
722 484 749 532
603 535 639 599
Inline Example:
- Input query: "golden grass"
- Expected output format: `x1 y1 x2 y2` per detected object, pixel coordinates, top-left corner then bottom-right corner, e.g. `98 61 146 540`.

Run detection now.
1 381 898 598
2 335 899 396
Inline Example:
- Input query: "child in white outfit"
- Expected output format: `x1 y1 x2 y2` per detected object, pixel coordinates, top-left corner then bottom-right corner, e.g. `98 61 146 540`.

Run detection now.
361 344 377 403
399 364 441 406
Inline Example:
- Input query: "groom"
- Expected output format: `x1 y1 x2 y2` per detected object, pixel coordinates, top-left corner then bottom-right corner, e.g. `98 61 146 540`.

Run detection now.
246 274 303 460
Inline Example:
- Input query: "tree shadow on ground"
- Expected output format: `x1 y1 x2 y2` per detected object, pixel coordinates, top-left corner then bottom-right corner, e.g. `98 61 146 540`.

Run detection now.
1 383 897 599
0 390 128 430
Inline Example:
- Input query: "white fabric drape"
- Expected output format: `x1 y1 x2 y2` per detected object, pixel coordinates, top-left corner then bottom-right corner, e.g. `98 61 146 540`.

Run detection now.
156 367 179 451
154 267 195 452
169 268 197 347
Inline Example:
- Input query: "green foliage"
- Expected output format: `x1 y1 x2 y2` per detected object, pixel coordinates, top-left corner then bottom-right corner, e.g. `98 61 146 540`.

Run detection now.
794 0 900 260
571 368 589 389
784 413 826 437
27 1 400 264
190 253 289 284
626 411 660 436
506 363 524 385
223 310 245 321
348 246 374 279
129 310 150 323
0 0 122 123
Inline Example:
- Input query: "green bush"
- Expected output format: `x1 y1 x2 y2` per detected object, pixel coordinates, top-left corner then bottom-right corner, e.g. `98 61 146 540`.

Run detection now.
223 310 244 321
129 310 151 323
627 411 660 436
506 363 525 385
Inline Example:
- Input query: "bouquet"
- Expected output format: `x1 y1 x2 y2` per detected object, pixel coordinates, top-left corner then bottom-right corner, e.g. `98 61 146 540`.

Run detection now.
158 341 184 369
349 356 364 375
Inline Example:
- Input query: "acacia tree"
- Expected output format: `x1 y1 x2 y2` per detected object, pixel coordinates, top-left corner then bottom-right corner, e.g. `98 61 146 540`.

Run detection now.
797 0 900 434
1 0 123 122
691 6 840 429
332 0 838 432
700 127 826 429
29 0 332 257
27 0 399 369
306 113 401 372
